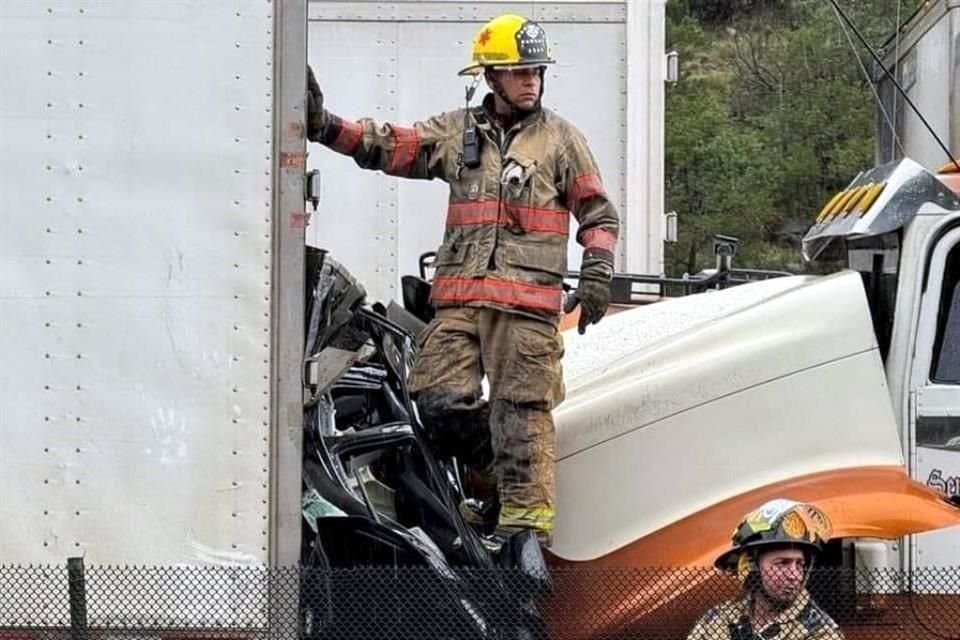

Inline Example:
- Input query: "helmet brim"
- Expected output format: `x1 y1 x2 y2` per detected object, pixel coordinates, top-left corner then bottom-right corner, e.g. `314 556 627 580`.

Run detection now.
457 59 555 77
714 539 823 571
458 64 484 77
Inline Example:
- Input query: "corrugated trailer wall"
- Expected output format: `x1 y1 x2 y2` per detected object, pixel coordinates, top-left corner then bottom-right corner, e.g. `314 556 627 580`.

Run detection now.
307 0 666 303
0 0 306 581
878 0 959 169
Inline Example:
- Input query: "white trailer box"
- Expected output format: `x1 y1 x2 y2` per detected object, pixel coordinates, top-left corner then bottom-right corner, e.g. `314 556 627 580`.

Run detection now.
0 0 668 580
878 0 960 168
0 0 308 579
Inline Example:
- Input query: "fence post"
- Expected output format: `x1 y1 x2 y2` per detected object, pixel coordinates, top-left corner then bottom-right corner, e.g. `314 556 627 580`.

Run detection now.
67 557 87 640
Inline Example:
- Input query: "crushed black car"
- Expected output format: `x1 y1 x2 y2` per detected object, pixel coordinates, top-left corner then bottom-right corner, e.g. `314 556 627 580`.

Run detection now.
299 247 550 639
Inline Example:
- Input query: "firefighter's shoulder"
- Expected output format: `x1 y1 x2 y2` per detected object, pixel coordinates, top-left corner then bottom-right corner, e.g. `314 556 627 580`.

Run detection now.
697 598 743 625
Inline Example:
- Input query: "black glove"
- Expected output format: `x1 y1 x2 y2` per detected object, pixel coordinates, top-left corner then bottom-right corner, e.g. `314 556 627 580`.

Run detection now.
574 247 614 335
574 278 611 334
306 65 326 142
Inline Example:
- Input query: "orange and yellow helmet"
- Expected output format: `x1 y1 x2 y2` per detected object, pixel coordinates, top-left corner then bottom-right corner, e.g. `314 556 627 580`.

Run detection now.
458 14 556 77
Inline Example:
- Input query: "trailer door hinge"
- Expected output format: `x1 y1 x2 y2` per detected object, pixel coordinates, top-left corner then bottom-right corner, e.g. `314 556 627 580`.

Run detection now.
305 170 321 212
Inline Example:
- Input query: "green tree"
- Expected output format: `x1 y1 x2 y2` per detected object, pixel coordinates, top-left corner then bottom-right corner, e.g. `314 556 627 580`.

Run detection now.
664 0 917 275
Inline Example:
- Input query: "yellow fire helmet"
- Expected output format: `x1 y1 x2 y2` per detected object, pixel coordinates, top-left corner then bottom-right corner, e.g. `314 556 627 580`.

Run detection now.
714 499 834 572
458 14 556 77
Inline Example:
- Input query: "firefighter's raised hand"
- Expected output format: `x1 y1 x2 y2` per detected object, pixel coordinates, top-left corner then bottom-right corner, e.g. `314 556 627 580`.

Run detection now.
306 65 326 142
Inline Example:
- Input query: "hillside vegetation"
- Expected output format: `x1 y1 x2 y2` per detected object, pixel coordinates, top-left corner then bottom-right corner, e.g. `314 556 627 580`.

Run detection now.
665 0 918 274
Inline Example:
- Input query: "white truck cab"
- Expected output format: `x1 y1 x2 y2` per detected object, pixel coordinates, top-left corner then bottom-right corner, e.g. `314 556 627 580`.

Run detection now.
805 158 960 569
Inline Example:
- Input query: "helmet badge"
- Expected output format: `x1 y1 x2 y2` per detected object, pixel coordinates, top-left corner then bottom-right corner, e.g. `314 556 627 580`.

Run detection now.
781 511 808 540
517 22 548 58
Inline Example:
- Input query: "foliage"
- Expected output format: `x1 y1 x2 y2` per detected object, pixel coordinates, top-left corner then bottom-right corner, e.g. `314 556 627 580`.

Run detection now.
664 0 919 275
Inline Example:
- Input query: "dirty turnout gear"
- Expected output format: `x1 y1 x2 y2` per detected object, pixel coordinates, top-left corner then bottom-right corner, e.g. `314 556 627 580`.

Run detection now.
686 590 844 640
408 307 564 539
308 33 617 544
307 91 619 322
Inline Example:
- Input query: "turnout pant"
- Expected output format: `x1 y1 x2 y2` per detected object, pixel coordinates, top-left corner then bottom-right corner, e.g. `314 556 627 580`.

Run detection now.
408 306 565 538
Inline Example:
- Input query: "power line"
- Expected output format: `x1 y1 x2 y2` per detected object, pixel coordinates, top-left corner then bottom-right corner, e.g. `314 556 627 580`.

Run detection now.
827 0 904 161
824 0 959 171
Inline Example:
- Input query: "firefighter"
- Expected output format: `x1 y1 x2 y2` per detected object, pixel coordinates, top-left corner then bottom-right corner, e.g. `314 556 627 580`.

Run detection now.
306 14 619 546
687 499 845 640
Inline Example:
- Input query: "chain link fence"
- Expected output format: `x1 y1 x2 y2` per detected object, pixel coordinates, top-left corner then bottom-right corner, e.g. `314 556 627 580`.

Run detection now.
2 564 959 640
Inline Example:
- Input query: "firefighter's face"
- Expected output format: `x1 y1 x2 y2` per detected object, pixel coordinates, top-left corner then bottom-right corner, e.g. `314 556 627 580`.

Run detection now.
490 67 542 109
757 548 806 605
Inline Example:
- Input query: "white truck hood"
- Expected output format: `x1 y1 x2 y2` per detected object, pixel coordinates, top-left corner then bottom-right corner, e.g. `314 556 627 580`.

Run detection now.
552 271 904 561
